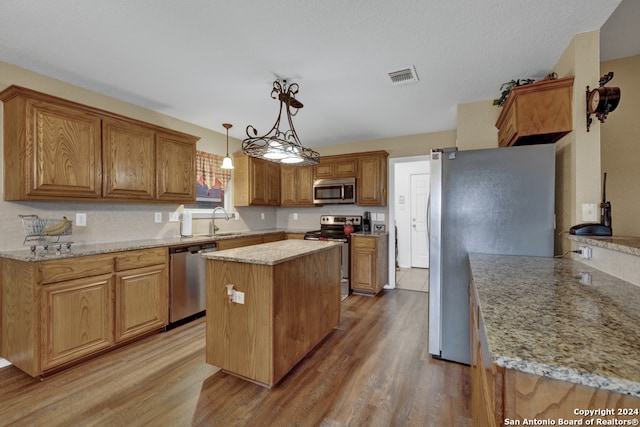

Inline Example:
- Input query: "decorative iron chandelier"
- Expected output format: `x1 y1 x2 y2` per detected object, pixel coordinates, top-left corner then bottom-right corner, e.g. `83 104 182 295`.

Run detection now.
242 79 320 166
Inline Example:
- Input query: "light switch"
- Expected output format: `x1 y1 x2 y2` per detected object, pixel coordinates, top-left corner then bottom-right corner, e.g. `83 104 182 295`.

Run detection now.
377 213 385 221
154 212 162 223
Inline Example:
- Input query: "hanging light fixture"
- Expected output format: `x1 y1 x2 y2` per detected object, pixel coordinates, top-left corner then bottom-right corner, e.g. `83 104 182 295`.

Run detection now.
221 123 234 169
242 79 320 166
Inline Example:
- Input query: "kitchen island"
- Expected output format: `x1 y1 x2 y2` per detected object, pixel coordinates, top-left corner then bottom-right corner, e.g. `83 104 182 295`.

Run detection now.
468 253 640 425
203 240 342 387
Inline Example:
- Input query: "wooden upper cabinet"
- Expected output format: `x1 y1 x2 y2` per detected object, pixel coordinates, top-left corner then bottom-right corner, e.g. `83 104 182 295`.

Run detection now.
0 85 199 203
266 161 281 206
1 90 102 200
102 118 156 200
314 156 357 179
495 76 574 147
156 132 197 203
233 153 280 207
280 165 314 207
357 151 388 206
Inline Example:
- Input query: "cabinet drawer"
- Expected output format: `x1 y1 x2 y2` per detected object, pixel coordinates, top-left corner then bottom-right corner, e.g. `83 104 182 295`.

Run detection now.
39 254 114 284
217 236 264 251
115 247 167 271
262 232 285 243
352 236 376 250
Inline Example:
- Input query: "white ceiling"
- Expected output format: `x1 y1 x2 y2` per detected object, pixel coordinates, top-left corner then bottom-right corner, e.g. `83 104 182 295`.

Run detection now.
0 0 633 148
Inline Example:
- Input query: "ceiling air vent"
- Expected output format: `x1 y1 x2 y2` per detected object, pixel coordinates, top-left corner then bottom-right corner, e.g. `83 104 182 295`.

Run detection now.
388 66 419 86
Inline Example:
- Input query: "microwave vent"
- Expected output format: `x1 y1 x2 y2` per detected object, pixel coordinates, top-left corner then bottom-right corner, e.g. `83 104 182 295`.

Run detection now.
388 66 419 86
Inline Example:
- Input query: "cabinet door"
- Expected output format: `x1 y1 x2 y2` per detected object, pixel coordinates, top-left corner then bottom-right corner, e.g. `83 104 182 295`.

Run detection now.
334 158 357 177
314 159 335 179
280 165 297 206
249 158 269 205
266 161 281 206
156 132 196 203
296 166 315 206
281 165 314 207
40 274 114 371
102 119 155 200
358 154 387 206
351 237 377 293
115 264 168 343
25 98 102 199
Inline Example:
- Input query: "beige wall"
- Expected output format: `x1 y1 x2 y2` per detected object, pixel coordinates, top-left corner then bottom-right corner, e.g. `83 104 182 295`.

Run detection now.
553 31 603 256
315 130 456 157
600 54 640 237
456 100 500 150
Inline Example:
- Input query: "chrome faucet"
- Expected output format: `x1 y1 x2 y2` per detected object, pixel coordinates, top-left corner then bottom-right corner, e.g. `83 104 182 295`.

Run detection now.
210 207 230 235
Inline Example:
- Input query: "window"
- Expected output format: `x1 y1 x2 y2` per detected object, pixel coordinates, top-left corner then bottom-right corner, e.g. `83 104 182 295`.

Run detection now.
184 151 232 211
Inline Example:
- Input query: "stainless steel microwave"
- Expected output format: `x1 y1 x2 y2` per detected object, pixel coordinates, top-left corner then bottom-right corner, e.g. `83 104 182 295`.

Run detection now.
313 178 356 204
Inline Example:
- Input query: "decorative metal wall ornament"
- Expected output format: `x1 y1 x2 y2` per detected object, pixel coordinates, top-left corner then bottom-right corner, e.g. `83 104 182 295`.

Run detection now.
586 71 621 132
242 79 320 166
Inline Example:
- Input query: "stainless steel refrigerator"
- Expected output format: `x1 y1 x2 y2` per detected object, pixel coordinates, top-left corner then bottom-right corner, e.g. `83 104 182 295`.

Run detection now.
428 144 555 364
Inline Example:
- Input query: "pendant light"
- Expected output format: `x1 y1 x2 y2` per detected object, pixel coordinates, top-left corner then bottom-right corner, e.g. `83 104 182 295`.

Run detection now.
242 79 319 166
221 123 234 169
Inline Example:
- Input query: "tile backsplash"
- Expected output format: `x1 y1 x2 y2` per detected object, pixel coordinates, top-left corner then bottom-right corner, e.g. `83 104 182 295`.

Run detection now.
0 196 388 252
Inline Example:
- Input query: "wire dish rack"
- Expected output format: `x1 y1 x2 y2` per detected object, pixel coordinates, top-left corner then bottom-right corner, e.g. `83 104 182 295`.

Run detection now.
19 215 74 254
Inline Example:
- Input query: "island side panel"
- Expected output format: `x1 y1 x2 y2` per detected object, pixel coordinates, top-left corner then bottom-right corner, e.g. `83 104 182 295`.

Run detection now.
504 369 640 421
272 245 341 384
1 258 39 376
206 258 274 386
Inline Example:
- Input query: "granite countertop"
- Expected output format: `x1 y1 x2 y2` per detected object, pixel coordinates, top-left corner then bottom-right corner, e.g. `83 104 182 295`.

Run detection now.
568 234 640 257
202 239 342 266
351 231 389 237
0 229 306 262
469 253 640 397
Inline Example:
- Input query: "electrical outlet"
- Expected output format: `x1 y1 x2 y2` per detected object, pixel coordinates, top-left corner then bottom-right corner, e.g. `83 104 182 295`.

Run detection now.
261 212 265 220
293 213 298 220
581 203 598 222
154 212 162 223
168 212 180 222
75 213 87 227
580 246 592 260
234 291 245 304
374 224 386 232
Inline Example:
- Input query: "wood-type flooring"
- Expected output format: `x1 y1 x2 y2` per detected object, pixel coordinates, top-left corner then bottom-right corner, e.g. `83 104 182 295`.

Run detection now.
0 289 472 426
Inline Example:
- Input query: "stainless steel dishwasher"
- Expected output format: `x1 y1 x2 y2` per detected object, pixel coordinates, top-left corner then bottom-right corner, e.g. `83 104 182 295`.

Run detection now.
168 242 217 325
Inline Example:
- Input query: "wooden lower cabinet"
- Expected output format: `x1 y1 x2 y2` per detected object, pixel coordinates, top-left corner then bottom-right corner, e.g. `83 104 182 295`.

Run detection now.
470 280 640 426
0 247 168 377
41 273 115 371
216 232 285 251
115 264 168 343
351 234 388 295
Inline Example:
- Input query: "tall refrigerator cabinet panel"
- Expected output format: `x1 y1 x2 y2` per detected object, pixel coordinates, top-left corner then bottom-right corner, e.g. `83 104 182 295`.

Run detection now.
428 144 555 364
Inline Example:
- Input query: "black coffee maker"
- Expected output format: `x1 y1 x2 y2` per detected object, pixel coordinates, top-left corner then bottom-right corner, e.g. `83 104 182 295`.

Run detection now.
363 211 371 232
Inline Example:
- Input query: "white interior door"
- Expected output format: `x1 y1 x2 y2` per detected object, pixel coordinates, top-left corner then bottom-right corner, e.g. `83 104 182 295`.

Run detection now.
411 173 429 268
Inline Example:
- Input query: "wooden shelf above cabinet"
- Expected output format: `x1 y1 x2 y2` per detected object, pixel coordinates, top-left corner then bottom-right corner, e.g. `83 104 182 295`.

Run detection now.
495 76 574 147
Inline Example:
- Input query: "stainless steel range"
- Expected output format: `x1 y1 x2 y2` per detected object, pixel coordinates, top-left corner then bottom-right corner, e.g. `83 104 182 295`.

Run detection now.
304 215 362 299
